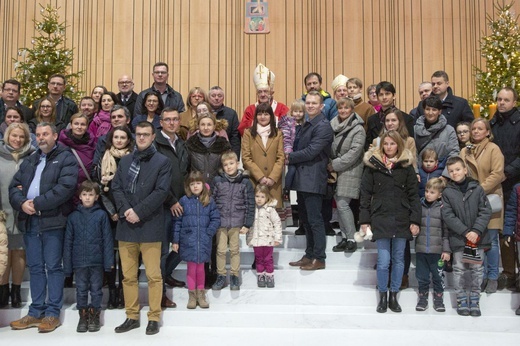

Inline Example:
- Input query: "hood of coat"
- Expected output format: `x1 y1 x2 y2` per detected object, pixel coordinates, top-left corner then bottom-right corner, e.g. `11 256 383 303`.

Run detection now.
76 202 103 214
445 177 480 192
420 197 443 208
217 169 250 182
258 199 278 209
0 139 35 161
363 146 415 170
186 134 230 154
330 113 364 134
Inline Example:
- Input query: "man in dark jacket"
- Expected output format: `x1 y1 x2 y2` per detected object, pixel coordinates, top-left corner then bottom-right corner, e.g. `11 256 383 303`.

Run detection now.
9 122 78 333
490 87 520 290
301 72 337 121
116 75 139 119
155 107 190 304
0 79 32 123
112 121 172 335
32 74 78 124
208 86 241 158
288 91 334 270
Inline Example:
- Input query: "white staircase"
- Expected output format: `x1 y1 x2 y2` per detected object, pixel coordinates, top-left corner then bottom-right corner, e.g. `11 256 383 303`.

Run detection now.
0 228 519 345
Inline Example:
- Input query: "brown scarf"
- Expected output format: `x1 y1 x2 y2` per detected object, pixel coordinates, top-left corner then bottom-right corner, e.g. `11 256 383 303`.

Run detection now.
101 146 131 191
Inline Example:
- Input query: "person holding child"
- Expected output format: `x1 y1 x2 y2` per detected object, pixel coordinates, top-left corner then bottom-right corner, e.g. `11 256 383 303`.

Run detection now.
359 130 421 313
63 181 114 333
212 151 255 291
247 185 283 288
172 171 220 309
441 157 492 316
415 177 450 312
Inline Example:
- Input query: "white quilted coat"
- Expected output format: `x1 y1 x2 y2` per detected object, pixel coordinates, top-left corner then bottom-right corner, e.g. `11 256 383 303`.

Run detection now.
247 200 283 247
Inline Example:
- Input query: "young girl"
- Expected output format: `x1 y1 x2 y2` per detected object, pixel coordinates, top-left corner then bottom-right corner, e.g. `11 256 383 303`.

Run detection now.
172 172 220 309
456 122 471 149
246 185 283 288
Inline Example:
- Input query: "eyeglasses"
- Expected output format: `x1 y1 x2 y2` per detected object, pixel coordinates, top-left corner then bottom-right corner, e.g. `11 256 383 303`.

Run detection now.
49 82 64 86
135 133 152 138
456 130 470 135
118 81 133 85
2 88 19 93
153 71 168 75
161 118 180 123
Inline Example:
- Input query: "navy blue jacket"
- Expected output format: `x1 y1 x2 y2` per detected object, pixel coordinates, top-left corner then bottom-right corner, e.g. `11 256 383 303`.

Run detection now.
173 195 220 263
214 106 241 159
63 203 114 275
9 143 78 232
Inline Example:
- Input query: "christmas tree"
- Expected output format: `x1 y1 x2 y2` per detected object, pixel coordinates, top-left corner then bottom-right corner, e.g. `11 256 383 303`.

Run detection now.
473 1 520 116
12 4 83 106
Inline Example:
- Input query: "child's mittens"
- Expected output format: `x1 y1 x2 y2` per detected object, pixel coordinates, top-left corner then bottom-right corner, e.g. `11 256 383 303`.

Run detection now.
354 225 373 243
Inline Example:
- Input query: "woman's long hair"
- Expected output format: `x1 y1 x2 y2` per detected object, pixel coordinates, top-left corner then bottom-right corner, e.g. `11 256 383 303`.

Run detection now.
250 102 277 138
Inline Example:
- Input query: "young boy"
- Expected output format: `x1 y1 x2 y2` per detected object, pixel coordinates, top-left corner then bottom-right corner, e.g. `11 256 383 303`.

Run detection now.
63 181 114 332
415 178 450 312
418 149 443 198
211 151 255 290
441 157 491 317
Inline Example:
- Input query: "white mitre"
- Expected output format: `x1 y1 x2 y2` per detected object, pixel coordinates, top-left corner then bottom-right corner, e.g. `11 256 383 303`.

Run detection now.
253 63 275 90
331 74 349 92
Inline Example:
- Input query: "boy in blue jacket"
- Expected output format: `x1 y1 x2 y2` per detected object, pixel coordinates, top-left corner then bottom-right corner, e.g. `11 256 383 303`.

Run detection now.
64 181 114 333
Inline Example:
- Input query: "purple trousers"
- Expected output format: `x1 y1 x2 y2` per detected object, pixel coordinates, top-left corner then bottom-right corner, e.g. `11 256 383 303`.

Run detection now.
253 246 274 273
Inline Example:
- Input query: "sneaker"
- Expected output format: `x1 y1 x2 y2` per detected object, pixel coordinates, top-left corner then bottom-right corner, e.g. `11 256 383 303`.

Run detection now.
469 297 481 317
456 297 470 316
10 315 43 330
485 279 498 294
266 274 275 288
432 292 445 312
257 273 266 288
345 240 357 253
332 238 348 252
230 275 240 291
212 275 227 290
415 292 428 311
38 316 61 333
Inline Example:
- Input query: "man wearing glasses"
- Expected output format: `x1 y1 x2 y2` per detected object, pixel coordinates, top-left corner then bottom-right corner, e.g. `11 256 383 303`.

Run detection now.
31 74 78 124
116 75 139 119
0 79 32 123
134 62 185 119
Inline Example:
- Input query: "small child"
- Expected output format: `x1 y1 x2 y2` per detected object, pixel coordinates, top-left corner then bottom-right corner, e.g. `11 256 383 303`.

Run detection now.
212 151 255 290
63 181 114 333
247 185 283 288
456 122 471 149
173 171 220 309
503 182 520 315
418 149 443 198
284 99 305 191
441 157 491 317
415 178 450 312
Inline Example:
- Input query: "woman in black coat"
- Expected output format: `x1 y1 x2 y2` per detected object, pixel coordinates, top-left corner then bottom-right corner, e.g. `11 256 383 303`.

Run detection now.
359 130 421 313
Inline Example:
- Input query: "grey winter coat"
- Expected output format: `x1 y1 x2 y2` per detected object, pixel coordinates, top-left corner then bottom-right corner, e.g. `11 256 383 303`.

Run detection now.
330 113 366 199
415 198 450 254
441 178 492 252
414 114 459 168
212 170 255 229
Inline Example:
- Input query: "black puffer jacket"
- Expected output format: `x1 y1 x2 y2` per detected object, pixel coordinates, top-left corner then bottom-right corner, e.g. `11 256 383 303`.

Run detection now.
359 148 421 240
186 134 231 188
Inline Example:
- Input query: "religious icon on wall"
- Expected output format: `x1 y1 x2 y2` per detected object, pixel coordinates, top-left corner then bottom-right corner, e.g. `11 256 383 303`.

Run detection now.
245 0 269 34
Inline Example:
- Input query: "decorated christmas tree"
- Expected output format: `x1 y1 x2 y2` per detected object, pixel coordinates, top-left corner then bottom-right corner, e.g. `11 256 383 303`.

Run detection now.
473 1 520 117
13 4 83 106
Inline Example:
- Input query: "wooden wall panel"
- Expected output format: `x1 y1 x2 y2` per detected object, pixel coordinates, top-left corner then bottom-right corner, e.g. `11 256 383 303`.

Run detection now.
2 0 520 116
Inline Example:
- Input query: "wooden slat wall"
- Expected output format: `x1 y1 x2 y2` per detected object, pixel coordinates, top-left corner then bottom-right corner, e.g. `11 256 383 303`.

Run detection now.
0 0 517 116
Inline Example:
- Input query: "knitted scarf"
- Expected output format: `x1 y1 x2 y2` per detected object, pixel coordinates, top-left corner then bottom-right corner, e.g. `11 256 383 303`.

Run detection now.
256 123 271 147
197 132 217 148
126 144 157 193
101 146 131 191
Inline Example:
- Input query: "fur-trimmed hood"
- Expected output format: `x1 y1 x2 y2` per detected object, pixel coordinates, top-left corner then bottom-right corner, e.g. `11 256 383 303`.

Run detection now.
186 133 231 154
363 146 415 170
188 118 228 134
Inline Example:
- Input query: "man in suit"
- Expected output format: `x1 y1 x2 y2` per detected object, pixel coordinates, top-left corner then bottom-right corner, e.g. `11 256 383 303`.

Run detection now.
0 79 33 123
117 75 139 120
32 74 78 124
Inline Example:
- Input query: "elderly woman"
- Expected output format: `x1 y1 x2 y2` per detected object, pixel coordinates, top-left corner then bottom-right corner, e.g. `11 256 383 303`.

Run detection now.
460 118 505 294
0 123 35 308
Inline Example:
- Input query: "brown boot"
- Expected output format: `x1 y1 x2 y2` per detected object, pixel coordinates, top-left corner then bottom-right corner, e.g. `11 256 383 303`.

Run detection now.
187 290 197 309
300 259 325 271
289 256 312 267
10 314 43 330
400 274 409 290
196 289 209 309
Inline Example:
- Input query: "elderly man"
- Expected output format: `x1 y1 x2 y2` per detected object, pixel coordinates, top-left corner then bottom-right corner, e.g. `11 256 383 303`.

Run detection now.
112 121 172 335
116 75 139 118
208 86 241 158
9 122 78 333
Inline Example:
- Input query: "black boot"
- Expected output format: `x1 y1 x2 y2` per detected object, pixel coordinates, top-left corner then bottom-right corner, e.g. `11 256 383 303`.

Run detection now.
107 288 117 310
389 291 402 312
332 238 348 252
376 291 387 313
10 284 21 308
77 308 89 333
117 287 125 309
0 284 9 308
88 307 101 332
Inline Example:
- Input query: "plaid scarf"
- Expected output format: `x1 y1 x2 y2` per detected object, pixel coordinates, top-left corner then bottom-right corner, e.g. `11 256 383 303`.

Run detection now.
126 143 157 193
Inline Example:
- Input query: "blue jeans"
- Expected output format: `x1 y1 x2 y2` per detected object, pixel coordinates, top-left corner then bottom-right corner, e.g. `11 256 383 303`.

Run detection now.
415 252 445 293
24 217 64 318
299 192 326 261
483 229 500 280
75 266 104 309
376 238 406 292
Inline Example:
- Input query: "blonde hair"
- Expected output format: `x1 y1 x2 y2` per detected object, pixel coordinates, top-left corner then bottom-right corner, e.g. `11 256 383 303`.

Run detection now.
379 130 405 158
184 171 211 207
290 99 305 115
221 150 238 163
255 184 274 205
425 177 446 192
4 122 31 148
471 118 494 141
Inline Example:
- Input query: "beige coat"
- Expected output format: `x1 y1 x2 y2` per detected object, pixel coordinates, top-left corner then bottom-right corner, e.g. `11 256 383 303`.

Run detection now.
242 129 285 208
460 138 505 230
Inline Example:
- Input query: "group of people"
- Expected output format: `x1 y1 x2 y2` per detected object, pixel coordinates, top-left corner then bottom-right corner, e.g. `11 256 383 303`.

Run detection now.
0 62 519 335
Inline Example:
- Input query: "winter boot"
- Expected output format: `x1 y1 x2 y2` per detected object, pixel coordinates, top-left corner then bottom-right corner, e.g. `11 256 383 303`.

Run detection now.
212 275 227 290
257 273 266 288
107 288 117 309
196 289 209 309
0 284 9 308
10 284 21 308
88 307 101 332
117 287 125 309
388 291 402 312
187 290 197 309
230 275 240 291
415 291 428 311
265 273 275 288
469 296 481 317
376 291 387 313
433 292 445 312
399 274 409 290
456 296 470 316
76 308 89 333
